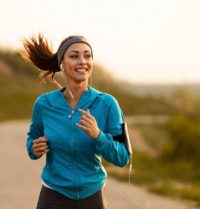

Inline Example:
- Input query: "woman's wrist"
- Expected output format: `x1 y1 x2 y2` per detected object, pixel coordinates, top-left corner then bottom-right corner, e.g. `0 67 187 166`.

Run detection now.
92 129 101 139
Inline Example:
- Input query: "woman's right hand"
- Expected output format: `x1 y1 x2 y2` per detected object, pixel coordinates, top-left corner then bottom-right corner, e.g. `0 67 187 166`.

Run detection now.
33 136 49 158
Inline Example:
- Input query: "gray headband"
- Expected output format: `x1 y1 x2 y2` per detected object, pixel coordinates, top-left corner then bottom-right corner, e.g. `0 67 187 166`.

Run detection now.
57 36 93 66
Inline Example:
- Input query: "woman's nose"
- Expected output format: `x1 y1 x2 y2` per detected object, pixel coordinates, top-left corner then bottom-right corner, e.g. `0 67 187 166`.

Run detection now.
78 56 87 64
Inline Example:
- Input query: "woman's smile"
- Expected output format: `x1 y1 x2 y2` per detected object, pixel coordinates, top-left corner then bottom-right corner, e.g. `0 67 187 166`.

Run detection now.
75 68 88 73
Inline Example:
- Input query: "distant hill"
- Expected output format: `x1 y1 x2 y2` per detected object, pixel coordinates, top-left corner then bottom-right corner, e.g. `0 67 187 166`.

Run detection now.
122 83 200 97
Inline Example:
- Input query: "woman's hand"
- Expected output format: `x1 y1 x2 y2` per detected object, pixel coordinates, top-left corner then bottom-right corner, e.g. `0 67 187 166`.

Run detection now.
32 136 49 158
76 109 100 139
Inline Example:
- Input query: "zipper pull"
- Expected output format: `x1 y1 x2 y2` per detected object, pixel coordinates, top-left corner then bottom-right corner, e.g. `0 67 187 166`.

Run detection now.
68 110 74 118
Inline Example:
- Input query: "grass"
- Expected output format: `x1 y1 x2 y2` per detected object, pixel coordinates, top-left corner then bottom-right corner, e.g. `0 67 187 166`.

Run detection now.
149 181 200 203
0 74 55 122
104 151 200 206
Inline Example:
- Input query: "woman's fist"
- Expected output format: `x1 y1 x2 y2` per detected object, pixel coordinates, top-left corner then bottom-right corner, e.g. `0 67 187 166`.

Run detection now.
33 136 49 158
76 109 100 139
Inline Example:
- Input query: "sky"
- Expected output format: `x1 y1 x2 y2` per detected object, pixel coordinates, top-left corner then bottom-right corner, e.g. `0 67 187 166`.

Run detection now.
0 0 200 84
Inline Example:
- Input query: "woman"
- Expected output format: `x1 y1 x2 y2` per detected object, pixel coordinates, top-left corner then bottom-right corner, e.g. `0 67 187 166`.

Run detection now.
23 34 131 209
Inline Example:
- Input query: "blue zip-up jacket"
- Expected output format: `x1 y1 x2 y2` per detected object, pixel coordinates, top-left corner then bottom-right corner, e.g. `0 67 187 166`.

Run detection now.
27 86 130 200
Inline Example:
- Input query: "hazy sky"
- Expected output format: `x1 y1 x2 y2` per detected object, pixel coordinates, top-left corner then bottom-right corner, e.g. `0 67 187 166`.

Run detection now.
1 0 200 84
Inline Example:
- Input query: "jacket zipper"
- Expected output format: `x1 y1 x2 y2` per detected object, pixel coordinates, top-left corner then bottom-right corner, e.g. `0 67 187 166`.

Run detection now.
69 108 80 199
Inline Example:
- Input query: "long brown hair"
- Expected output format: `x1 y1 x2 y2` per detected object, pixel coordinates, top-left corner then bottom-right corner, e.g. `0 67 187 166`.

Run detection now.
21 33 71 88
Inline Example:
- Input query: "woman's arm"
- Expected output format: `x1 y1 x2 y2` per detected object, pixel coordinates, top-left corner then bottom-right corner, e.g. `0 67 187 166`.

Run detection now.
27 97 46 160
77 96 131 167
94 130 130 167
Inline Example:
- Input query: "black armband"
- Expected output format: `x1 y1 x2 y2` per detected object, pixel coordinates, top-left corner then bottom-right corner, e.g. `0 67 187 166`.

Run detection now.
113 123 133 155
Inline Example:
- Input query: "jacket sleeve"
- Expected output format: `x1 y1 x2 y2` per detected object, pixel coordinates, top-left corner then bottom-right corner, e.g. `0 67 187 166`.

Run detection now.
95 96 131 167
26 97 44 160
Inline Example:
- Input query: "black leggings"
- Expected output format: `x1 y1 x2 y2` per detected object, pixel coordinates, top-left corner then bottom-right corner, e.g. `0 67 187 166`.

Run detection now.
36 186 108 209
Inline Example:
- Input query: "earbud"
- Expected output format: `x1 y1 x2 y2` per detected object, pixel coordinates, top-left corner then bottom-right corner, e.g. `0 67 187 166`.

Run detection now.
60 64 64 71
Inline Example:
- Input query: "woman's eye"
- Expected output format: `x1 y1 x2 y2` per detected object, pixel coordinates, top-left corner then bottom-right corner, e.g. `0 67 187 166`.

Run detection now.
85 55 92 59
69 55 78 58
69 54 92 59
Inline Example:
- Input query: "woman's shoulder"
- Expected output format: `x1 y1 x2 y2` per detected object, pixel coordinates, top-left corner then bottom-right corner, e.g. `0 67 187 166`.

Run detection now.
34 88 61 105
91 87 119 107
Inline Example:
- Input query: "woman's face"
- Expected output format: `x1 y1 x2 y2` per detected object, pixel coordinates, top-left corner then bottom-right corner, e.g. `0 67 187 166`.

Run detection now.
61 43 93 84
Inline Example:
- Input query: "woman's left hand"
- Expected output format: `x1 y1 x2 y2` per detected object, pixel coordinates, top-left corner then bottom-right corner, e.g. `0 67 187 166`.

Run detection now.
76 109 100 139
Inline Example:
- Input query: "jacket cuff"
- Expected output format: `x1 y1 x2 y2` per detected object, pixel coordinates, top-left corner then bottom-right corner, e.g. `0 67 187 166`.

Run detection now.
28 143 40 160
94 130 109 148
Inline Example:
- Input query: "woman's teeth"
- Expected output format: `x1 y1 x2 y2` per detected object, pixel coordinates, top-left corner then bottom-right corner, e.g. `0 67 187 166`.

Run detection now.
76 69 87 72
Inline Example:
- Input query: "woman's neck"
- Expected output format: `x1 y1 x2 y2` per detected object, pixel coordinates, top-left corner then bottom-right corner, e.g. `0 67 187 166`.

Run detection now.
62 82 88 109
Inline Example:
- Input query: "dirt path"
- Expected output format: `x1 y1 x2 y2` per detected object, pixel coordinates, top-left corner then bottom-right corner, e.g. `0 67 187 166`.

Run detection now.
126 115 169 156
0 120 197 209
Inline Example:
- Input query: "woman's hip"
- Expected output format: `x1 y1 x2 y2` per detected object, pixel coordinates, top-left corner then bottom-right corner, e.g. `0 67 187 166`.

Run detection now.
36 185 108 209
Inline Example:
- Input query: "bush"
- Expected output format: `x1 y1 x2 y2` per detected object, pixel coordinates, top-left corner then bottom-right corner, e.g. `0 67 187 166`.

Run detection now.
162 106 200 165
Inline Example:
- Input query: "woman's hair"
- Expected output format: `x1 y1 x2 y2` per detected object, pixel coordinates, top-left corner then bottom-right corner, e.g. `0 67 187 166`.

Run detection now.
21 33 75 88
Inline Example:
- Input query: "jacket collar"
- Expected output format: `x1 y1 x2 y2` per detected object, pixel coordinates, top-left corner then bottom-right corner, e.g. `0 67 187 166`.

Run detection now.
45 86 101 111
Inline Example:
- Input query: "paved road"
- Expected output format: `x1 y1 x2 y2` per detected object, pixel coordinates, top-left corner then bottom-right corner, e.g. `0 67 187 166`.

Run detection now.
0 120 197 209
